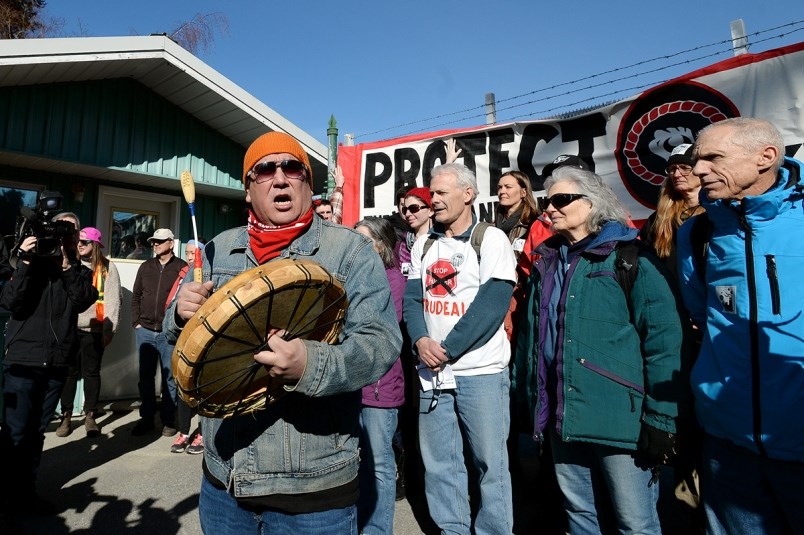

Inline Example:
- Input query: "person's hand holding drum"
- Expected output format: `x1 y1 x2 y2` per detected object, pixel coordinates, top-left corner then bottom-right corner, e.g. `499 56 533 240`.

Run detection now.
176 280 214 321
254 328 308 385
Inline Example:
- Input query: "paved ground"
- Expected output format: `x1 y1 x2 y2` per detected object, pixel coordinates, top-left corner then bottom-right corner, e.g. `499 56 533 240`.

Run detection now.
16 402 556 534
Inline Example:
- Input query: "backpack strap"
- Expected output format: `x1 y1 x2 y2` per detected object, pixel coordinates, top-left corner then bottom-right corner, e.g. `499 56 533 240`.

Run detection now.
421 221 492 262
470 221 491 262
421 236 436 259
614 241 641 305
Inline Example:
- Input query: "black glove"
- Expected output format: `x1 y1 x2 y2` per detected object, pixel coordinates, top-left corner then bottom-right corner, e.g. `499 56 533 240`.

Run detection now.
637 423 676 465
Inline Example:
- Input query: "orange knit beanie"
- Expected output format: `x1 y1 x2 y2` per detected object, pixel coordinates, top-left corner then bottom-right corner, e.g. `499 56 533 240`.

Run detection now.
242 132 312 184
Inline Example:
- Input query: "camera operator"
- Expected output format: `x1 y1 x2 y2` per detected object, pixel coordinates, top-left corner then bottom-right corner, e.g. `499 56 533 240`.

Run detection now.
0 211 97 518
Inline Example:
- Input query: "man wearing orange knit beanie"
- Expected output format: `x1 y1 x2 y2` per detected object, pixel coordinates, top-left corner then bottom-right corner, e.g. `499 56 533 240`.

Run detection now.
164 131 402 534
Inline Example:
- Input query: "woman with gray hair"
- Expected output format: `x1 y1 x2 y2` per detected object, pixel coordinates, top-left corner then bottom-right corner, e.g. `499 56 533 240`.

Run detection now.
514 166 686 533
353 217 406 535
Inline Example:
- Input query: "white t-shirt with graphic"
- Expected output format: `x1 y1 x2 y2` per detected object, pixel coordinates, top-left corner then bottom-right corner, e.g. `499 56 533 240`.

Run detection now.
409 225 516 376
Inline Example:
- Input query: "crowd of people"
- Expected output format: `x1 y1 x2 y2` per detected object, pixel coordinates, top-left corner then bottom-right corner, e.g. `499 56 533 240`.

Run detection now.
0 213 211 531
0 117 802 535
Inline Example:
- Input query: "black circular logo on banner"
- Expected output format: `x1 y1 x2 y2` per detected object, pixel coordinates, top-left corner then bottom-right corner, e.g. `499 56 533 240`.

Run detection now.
616 82 739 208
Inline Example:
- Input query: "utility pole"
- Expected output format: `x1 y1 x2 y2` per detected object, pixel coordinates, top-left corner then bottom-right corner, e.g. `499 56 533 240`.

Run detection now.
326 115 338 199
731 19 749 56
485 92 497 125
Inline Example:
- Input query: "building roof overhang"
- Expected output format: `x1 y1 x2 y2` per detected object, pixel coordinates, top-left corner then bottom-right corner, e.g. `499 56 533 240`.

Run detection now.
0 36 328 196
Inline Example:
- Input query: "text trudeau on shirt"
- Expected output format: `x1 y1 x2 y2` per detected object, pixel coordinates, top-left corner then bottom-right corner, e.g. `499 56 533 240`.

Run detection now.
423 298 467 317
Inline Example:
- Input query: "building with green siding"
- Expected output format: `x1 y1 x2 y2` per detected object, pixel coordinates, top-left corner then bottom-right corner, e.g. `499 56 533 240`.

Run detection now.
0 36 329 403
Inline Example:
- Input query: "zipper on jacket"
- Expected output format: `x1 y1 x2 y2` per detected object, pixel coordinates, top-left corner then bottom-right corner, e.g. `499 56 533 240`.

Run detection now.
741 208 767 457
578 358 645 394
765 255 781 315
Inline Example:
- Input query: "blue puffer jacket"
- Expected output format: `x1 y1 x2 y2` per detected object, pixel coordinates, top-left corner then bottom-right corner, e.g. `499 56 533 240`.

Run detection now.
677 156 804 462
164 216 402 498
514 221 685 450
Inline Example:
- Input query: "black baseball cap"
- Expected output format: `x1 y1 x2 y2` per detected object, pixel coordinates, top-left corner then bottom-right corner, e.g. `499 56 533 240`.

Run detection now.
542 155 591 177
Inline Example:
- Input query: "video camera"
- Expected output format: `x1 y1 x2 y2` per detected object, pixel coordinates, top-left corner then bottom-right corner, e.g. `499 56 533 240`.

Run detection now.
13 191 75 258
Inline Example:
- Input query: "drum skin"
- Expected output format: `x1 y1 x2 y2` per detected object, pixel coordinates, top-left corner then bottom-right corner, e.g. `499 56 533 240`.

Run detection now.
173 258 348 418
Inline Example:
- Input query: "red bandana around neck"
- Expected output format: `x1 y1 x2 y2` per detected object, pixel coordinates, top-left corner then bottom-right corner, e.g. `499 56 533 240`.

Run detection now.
247 207 314 263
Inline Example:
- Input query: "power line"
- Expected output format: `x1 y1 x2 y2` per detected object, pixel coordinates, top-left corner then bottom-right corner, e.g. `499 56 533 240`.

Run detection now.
389 25 804 140
495 26 804 123
354 20 803 141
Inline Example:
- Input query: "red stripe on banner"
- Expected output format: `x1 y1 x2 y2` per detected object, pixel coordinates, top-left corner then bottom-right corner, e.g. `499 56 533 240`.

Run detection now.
337 144 362 227
655 41 804 85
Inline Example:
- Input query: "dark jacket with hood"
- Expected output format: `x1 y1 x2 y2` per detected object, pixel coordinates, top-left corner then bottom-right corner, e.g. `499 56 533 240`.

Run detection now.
1 257 97 367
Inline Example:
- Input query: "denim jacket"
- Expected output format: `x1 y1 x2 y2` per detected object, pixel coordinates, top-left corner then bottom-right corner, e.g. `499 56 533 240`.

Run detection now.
164 216 402 498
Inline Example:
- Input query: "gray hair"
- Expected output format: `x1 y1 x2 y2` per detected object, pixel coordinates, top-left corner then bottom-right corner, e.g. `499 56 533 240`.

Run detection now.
697 117 785 169
53 211 81 238
52 211 80 225
545 167 628 234
354 217 397 268
431 163 478 203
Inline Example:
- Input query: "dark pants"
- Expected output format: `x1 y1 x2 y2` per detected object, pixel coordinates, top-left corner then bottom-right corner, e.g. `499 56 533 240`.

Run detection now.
702 434 804 534
1 364 68 498
60 331 104 413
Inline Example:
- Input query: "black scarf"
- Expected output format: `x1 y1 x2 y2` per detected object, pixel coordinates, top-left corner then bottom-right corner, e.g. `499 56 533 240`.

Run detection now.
496 205 524 236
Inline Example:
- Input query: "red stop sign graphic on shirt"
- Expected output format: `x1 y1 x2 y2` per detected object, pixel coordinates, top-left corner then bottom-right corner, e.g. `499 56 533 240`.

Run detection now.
425 259 457 298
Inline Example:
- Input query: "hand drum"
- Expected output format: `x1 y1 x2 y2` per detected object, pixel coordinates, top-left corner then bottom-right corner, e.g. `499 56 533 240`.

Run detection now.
173 258 348 418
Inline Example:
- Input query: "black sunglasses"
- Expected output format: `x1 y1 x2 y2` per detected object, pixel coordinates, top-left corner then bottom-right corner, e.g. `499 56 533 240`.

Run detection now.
248 160 307 184
538 193 588 211
402 204 428 215
150 239 169 245
78 239 94 246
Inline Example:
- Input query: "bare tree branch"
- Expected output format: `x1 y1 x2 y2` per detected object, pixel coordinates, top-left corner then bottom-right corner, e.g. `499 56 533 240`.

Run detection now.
168 12 229 56
0 0 46 39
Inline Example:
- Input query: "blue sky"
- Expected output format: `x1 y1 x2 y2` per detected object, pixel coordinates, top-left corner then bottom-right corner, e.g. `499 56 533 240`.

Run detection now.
45 1 803 147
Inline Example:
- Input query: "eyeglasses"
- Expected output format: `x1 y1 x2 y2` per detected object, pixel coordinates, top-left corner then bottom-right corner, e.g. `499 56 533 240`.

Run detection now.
666 164 693 176
78 240 94 246
247 160 307 184
150 239 169 246
402 204 428 215
538 193 588 211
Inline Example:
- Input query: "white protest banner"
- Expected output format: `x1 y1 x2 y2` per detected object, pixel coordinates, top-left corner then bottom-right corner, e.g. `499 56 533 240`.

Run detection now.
338 42 804 226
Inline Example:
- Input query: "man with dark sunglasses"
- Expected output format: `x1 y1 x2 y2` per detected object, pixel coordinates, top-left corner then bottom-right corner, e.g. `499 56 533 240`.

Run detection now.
130 228 187 437
403 163 517 534
164 131 401 535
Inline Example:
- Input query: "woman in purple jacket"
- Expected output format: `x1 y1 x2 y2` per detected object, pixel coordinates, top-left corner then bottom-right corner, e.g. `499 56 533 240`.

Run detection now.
354 217 406 535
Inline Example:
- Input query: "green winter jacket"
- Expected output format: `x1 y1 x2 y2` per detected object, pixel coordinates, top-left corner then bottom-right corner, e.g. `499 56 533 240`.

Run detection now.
513 221 686 450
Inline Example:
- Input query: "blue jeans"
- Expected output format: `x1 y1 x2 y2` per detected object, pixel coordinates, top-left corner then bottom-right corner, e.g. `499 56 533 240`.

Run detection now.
550 428 660 534
135 327 176 426
1 364 68 496
701 434 804 535
418 371 513 535
358 406 398 534
199 476 357 534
